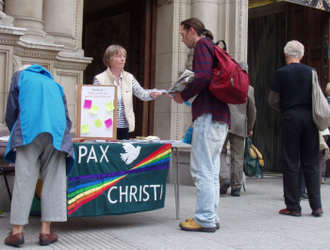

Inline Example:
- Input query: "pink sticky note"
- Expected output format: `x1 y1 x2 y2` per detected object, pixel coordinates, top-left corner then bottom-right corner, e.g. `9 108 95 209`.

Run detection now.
105 118 113 128
84 99 92 109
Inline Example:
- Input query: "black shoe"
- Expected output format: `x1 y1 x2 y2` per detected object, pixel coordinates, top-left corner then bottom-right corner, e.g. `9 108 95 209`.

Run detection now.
300 193 308 200
311 208 323 217
231 189 240 197
220 179 230 195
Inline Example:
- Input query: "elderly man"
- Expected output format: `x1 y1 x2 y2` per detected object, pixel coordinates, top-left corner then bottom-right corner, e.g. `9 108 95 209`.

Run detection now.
4 64 74 246
268 40 323 217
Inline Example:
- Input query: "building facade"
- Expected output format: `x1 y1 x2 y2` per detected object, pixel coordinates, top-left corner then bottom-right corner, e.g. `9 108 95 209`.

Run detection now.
0 0 92 133
0 0 248 211
0 0 248 141
1 0 330 212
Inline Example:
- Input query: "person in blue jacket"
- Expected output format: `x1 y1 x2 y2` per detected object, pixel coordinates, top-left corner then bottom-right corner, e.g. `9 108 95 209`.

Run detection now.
4 64 74 247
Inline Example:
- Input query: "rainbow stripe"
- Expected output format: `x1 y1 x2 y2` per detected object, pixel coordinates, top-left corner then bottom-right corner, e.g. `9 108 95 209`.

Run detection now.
67 144 172 215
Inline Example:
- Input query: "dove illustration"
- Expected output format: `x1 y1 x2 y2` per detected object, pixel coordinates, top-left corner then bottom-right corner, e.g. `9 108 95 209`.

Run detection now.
120 143 141 165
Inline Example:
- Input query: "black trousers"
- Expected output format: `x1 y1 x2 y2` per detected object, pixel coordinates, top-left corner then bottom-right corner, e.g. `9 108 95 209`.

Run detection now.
117 127 129 140
281 109 321 212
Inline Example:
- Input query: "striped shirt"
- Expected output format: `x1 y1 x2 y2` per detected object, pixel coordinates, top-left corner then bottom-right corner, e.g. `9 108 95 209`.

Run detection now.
93 73 153 128
181 37 231 126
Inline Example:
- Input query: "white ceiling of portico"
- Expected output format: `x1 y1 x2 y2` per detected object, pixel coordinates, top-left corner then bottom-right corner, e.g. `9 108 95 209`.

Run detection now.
84 0 130 14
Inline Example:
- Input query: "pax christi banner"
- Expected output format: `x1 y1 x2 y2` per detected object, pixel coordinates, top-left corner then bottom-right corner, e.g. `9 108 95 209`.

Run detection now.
67 143 172 217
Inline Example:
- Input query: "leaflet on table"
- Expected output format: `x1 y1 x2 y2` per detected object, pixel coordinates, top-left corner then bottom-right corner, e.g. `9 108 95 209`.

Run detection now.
167 69 196 106
0 135 9 142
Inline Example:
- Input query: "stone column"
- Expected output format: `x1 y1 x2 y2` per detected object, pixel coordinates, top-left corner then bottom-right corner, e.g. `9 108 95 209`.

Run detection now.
5 0 54 44
191 0 219 40
43 0 76 49
0 0 25 128
218 0 248 62
0 0 14 26
45 0 92 132
184 0 218 69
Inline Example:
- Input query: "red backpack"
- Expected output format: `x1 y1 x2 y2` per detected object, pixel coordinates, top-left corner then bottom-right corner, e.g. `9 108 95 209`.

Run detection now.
209 40 249 104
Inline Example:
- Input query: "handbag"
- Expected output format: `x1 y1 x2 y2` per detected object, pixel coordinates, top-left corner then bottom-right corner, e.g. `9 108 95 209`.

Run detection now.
243 137 264 178
312 70 330 131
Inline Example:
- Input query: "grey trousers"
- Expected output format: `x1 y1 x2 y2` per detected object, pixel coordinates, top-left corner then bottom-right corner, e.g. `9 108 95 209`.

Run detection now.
220 133 245 190
10 133 67 225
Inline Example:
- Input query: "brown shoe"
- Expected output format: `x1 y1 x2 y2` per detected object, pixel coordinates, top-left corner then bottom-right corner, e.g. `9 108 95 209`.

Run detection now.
4 231 24 246
39 231 58 246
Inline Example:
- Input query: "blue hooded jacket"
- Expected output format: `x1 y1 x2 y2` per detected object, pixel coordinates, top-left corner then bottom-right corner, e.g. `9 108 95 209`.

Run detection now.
5 64 75 175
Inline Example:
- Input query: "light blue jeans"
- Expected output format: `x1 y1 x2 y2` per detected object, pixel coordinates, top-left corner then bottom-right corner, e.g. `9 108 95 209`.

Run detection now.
191 113 228 228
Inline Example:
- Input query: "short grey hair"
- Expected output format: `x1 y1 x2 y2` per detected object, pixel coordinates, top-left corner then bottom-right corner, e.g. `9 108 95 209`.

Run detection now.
325 82 330 97
239 62 248 72
284 40 304 59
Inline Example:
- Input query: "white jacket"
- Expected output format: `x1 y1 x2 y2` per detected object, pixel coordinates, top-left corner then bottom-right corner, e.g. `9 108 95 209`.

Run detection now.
95 68 135 132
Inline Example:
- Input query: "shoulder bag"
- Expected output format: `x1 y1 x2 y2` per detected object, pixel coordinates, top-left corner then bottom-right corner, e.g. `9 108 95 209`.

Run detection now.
312 70 330 131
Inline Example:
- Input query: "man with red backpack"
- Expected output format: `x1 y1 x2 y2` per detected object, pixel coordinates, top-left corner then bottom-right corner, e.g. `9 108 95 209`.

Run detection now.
168 18 230 232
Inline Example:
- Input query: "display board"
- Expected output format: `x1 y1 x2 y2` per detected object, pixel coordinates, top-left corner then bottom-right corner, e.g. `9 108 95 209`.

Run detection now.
76 85 117 140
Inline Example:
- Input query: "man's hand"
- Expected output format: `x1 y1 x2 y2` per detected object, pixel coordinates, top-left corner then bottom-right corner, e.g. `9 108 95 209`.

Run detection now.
167 92 184 104
248 131 253 137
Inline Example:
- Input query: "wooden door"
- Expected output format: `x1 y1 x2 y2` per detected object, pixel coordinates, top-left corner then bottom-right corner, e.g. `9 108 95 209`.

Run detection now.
287 4 330 90
130 0 157 138
248 2 330 173
83 0 157 138
248 10 286 173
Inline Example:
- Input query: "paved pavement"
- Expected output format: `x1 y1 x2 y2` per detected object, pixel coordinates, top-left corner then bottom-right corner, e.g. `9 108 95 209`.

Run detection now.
1 173 330 250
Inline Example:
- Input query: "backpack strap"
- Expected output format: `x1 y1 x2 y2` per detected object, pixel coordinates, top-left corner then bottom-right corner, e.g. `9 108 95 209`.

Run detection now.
215 40 227 51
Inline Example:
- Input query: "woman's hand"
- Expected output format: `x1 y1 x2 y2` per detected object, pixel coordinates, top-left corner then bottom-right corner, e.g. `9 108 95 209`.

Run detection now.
149 89 163 98
149 92 161 98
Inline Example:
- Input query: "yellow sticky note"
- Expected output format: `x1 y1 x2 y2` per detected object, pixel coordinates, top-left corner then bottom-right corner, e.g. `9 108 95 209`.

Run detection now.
89 105 99 114
81 124 89 134
94 119 102 128
106 101 115 112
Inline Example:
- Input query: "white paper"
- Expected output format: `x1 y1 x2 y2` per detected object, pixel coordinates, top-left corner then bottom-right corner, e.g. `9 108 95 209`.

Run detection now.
146 89 168 94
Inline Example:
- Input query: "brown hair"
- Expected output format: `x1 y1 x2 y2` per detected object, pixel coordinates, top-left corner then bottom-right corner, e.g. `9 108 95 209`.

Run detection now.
181 18 213 41
103 44 127 67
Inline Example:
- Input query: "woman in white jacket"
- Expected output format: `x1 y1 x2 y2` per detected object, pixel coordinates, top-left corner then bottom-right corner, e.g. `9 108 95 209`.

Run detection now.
93 45 161 140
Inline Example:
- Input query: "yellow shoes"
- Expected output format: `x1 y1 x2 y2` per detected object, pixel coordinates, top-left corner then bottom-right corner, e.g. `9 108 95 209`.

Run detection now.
180 218 217 232
185 218 220 230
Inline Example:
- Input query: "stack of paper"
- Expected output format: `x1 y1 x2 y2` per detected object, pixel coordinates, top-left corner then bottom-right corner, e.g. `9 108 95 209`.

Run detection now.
0 135 9 142
168 69 196 106
167 69 194 93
